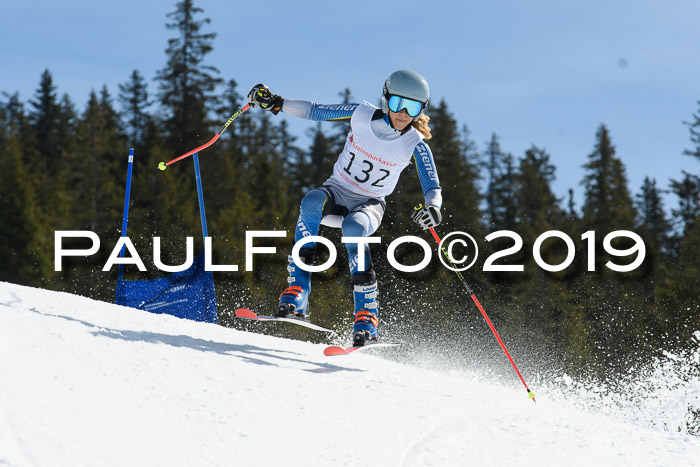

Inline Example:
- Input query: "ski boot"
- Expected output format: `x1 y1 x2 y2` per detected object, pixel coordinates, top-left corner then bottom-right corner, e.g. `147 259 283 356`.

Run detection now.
351 274 379 347
277 247 315 319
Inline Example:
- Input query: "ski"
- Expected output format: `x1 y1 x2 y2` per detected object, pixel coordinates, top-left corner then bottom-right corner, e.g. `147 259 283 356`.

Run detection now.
235 308 333 333
323 342 400 356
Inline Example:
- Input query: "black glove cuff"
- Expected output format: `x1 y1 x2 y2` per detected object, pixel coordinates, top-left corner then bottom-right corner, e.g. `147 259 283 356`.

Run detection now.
269 95 284 115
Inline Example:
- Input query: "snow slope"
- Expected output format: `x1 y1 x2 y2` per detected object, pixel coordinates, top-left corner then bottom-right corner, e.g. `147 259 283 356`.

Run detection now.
1 282 699 467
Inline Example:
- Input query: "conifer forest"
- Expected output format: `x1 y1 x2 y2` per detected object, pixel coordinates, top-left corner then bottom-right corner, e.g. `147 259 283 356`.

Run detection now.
1 1 698 381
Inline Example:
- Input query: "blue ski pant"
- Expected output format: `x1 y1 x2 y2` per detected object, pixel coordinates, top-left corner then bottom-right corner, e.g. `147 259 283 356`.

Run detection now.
293 187 384 276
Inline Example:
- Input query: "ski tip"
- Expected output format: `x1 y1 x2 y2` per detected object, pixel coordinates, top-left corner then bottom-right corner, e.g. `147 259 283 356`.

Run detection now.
323 346 348 356
235 308 258 320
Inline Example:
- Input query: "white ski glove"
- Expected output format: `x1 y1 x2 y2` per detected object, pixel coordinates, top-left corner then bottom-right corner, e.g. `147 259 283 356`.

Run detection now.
412 204 442 230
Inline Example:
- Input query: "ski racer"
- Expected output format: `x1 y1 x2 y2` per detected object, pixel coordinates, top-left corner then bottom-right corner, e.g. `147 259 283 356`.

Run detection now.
246 70 442 346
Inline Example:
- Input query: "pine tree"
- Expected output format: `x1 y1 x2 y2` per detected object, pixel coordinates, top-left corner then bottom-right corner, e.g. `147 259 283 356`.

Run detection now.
482 133 520 234
497 153 518 230
484 135 502 212
480 136 522 346
581 124 636 232
29 70 63 168
516 146 565 231
246 112 294 229
134 0 224 279
114 72 161 274
566 189 578 223
630 177 674 345
0 99 50 285
60 90 126 297
670 171 700 235
683 100 700 161
156 0 222 155
27 71 75 229
57 93 77 162
506 145 574 355
635 177 671 257
579 124 641 366
118 69 152 148
99 86 122 139
64 90 124 233
666 172 700 337
660 101 700 344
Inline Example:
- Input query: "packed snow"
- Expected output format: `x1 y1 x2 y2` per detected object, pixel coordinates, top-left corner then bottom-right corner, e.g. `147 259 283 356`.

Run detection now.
1 281 699 466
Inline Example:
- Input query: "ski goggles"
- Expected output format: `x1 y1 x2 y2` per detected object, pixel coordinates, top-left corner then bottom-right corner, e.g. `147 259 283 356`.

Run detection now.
387 95 425 117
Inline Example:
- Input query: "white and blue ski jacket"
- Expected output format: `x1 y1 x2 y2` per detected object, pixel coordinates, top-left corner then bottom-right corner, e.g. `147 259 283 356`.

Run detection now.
282 99 442 209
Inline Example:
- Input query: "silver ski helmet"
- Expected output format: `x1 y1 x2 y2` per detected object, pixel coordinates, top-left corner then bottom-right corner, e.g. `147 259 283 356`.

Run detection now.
381 69 430 121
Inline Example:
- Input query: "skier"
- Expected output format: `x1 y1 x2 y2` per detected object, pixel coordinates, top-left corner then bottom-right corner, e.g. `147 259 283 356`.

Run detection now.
247 70 442 346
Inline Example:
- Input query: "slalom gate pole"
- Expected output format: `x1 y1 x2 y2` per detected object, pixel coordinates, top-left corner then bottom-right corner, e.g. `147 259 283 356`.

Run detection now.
193 152 218 322
428 226 536 403
117 148 134 285
192 153 209 240
158 104 250 170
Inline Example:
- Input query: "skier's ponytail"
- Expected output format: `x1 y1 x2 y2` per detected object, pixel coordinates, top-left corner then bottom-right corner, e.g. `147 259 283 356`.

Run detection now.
412 114 432 140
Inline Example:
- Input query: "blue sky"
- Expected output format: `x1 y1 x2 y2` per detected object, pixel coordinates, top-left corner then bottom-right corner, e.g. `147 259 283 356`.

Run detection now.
2 0 699 213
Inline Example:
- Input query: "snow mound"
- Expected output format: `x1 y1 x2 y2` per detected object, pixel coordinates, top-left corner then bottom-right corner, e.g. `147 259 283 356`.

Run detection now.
1 282 699 466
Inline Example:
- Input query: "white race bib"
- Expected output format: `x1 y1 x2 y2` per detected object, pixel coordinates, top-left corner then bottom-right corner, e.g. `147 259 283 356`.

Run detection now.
331 101 422 198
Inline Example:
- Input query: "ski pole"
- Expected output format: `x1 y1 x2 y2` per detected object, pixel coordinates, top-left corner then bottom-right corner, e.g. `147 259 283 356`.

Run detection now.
158 104 250 170
428 225 536 403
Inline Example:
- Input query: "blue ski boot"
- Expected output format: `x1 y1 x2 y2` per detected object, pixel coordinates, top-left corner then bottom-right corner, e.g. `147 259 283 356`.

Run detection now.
352 278 379 347
277 247 315 318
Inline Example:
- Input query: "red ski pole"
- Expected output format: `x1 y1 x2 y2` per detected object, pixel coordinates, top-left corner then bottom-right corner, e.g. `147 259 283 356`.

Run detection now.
158 104 250 170
428 226 536 403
